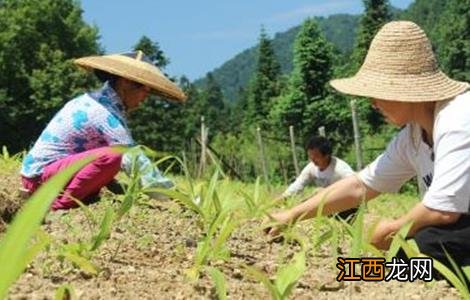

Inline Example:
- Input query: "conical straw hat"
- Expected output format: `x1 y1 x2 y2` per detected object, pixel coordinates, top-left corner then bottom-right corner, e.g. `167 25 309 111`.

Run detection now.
330 21 469 102
74 51 187 102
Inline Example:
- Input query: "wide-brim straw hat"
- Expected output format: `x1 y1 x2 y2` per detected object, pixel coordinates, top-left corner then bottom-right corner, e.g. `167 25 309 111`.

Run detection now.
330 21 469 102
74 51 187 102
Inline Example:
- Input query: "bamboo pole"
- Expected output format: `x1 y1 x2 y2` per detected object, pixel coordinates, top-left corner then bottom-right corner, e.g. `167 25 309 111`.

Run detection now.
289 125 300 176
198 116 207 177
256 127 269 186
350 99 363 170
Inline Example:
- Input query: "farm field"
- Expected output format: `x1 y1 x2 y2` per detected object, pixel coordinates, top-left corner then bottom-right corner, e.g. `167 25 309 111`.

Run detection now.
0 153 463 299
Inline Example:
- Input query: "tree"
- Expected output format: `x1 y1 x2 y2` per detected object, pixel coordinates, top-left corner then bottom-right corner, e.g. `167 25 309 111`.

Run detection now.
179 75 202 140
269 18 335 140
131 35 170 70
349 0 391 74
200 73 228 133
345 0 391 132
399 0 447 41
228 87 249 134
292 18 334 100
434 0 470 82
246 27 281 128
0 0 100 152
128 36 186 153
187 72 229 135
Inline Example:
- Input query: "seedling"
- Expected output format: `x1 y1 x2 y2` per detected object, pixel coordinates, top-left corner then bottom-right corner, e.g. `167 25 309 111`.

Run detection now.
245 251 307 300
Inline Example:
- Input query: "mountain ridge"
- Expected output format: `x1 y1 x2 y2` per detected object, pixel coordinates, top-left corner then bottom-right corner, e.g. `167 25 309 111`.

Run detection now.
194 13 360 102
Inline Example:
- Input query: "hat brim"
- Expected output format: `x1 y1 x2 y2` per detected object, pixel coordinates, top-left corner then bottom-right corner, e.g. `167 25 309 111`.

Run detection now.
330 70 469 102
74 56 187 102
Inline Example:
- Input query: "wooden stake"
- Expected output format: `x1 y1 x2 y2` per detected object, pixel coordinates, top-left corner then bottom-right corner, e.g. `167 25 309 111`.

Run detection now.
289 125 300 176
198 116 207 177
256 127 269 186
350 99 363 170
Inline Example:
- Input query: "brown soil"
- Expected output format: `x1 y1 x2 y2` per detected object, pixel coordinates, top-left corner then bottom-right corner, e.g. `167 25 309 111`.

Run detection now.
0 167 25 233
5 196 462 300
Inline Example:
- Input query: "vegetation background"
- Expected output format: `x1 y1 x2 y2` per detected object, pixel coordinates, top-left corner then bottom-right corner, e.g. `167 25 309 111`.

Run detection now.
0 0 468 186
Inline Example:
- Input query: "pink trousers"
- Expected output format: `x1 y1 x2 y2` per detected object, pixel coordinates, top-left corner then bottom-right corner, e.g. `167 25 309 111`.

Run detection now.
22 147 122 210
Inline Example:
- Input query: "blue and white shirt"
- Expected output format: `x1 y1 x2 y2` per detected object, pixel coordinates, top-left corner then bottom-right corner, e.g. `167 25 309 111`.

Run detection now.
21 82 173 189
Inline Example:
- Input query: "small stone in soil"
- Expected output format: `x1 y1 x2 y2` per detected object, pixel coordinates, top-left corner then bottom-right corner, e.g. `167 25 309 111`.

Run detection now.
232 268 243 280
79 271 93 280
185 238 197 248
101 267 112 280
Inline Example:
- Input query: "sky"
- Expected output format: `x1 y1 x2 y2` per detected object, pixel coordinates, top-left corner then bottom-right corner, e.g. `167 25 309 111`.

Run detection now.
80 0 414 81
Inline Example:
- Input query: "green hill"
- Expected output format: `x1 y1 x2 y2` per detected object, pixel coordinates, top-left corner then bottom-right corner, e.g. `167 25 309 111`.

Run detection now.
194 14 360 102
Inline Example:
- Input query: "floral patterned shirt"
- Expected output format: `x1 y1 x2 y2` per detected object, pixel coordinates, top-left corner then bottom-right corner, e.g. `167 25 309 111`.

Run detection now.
21 82 173 189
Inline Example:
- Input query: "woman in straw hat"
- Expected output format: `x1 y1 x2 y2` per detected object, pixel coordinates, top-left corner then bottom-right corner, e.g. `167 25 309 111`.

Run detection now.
266 21 469 274
20 51 186 210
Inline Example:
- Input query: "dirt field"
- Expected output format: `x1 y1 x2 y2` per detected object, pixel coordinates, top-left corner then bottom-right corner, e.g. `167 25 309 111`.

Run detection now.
2 194 461 299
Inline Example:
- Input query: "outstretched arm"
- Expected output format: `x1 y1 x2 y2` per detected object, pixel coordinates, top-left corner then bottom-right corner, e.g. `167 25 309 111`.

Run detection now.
282 164 315 198
267 175 380 235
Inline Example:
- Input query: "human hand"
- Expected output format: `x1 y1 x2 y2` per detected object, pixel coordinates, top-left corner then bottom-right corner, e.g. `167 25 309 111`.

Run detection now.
370 220 399 250
263 210 293 237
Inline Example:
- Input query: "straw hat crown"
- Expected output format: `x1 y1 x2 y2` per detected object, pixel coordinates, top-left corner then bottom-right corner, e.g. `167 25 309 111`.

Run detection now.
74 51 187 102
330 21 469 102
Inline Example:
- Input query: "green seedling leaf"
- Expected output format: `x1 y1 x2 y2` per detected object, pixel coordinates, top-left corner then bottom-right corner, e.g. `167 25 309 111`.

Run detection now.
443 247 469 292
276 251 306 298
195 238 211 266
207 267 227 300
395 237 419 258
213 190 222 216
145 187 205 217
239 190 255 214
314 228 333 248
206 169 220 204
206 211 228 240
212 216 237 256
2 145 9 160
387 220 413 261
351 203 365 257
90 207 115 251
61 252 99 275
187 238 212 280
117 180 140 219
72 197 98 231
432 257 470 300
185 267 200 281
244 265 280 300
23 229 52 265
54 283 76 300
0 155 97 298
315 196 327 220
463 266 470 282
206 149 227 179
